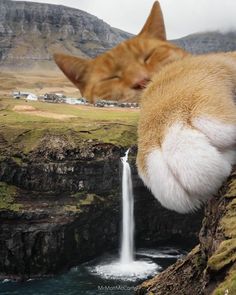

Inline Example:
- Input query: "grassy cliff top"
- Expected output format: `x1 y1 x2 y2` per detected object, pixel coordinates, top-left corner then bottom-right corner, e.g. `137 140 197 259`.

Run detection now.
0 97 139 153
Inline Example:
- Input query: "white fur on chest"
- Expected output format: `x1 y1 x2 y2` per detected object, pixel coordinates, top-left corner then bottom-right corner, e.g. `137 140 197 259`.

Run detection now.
140 119 236 213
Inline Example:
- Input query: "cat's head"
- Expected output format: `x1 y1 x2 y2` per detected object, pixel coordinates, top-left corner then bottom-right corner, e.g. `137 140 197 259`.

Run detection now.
54 1 188 102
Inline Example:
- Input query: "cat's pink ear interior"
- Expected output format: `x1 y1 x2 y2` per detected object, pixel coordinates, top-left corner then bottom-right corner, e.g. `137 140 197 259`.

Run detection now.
138 1 166 40
53 53 90 94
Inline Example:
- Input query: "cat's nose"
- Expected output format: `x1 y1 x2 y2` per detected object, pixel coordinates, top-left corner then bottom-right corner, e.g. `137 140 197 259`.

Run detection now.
132 78 151 90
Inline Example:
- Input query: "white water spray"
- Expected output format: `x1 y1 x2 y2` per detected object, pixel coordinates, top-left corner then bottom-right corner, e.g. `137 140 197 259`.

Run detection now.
120 149 134 263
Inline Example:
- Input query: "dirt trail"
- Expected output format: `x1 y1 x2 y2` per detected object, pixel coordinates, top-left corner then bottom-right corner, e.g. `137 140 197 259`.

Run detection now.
13 104 76 120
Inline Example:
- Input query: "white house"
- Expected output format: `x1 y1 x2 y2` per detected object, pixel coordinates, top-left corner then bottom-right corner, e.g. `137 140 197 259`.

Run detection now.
12 91 38 101
26 93 38 101
65 98 87 105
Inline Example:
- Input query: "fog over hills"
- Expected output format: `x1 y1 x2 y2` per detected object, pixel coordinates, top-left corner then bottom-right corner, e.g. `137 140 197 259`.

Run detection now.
0 0 236 70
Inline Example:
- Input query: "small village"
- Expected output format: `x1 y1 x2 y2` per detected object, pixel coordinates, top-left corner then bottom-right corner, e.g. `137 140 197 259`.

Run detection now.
11 91 139 108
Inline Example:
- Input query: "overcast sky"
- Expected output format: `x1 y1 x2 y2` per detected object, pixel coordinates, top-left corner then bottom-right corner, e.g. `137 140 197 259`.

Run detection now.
16 0 236 39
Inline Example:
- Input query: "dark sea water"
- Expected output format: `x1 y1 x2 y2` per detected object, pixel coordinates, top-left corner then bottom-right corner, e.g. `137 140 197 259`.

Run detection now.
0 247 187 295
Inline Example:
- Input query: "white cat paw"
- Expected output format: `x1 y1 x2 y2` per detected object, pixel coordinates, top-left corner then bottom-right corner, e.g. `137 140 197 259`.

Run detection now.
140 122 233 213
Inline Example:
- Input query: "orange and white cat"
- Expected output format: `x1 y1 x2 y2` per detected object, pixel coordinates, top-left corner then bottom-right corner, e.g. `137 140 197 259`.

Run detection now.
54 2 187 102
137 52 236 213
55 2 236 213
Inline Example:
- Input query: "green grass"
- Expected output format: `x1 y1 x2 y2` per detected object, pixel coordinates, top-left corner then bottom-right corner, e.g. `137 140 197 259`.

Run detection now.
208 239 236 271
64 205 82 213
63 193 104 213
225 179 236 199
213 267 236 295
209 177 236 294
220 193 236 239
0 181 22 211
208 180 236 272
0 97 139 153
0 97 139 123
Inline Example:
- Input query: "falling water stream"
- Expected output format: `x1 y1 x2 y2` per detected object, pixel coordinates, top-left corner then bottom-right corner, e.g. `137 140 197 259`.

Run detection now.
91 149 159 281
120 149 134 264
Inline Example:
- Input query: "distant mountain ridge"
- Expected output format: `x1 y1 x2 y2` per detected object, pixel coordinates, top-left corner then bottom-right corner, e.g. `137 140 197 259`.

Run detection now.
0 0 236 70
173 31 236 54
0 0 132 70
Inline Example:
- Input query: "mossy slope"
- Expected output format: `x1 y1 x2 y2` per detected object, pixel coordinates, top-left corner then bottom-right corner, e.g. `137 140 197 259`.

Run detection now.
0 181 21 211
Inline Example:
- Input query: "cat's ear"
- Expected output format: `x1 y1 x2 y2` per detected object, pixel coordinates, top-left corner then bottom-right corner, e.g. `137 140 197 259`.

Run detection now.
138 1 166 40
53 53 90 94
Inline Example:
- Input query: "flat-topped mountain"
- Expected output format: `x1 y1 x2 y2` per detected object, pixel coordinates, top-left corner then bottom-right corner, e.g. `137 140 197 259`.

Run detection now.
0 0 132 70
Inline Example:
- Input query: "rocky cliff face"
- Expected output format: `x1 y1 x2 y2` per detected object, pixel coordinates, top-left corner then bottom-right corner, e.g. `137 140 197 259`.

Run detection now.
136 168 236 295
0 134 202 280
0 0 131 70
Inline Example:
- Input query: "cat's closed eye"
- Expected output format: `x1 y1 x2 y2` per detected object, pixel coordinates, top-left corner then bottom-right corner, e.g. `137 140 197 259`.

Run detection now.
101 75 121 82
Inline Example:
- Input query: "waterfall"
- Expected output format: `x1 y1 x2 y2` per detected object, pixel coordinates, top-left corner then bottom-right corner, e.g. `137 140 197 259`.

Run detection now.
120 149 134 264
91 149 158 281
